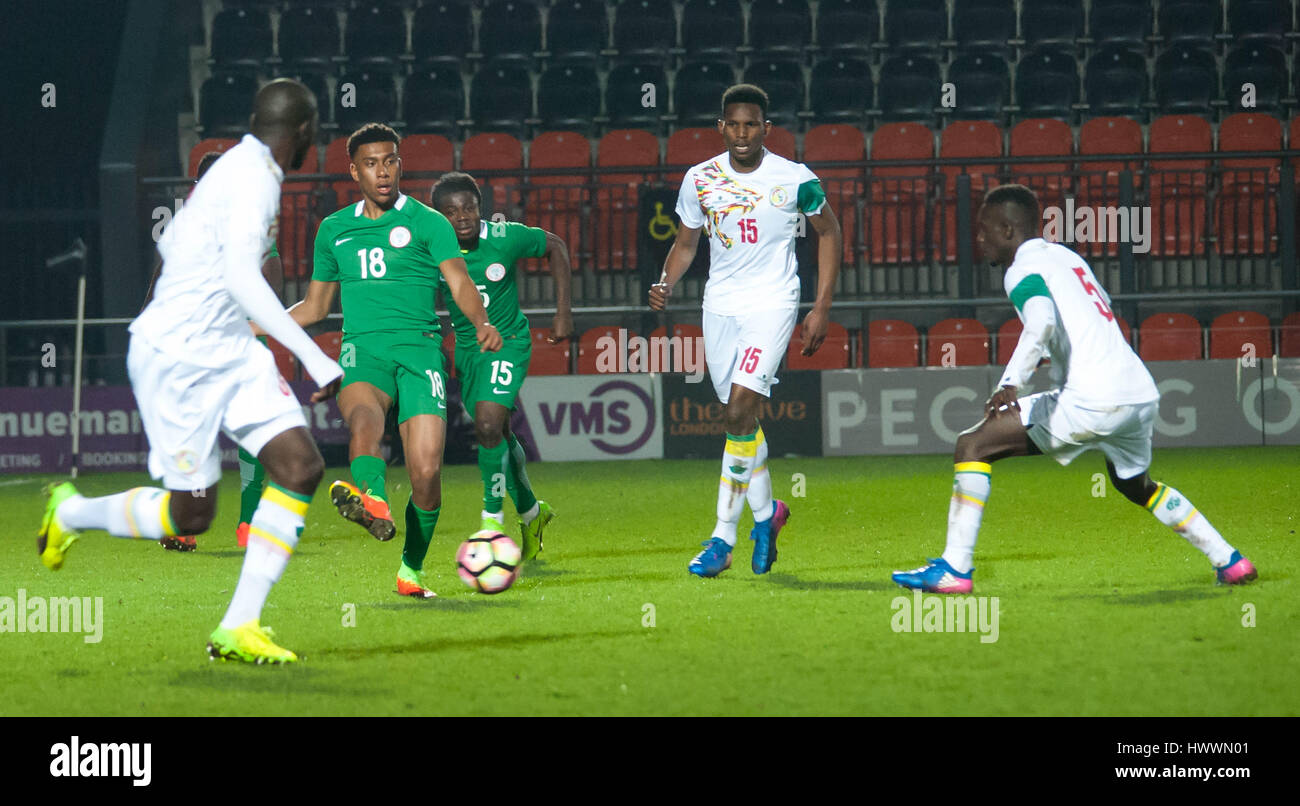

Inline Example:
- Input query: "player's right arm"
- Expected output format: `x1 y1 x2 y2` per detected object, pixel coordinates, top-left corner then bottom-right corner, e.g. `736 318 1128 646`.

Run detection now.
441 256 503 352
285 279 338 329
992 267 1058 414
652 169 706 311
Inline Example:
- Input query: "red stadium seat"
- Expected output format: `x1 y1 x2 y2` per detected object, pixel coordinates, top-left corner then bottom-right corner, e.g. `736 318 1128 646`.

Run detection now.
577 324 632 374
279 145 321 279
1139 313 1202 361
594 129 660 271
866 319 920 368
265 337 299 381
787 320 850 370
1215 114 1282 256
666 127 723 183
1117 315 1133 346
528 131 590 273
313 331 342 361
996 318 1023 365
804 124 865 265
188 138 239 177
648 323 707 372
1280 312 1300 358
1209 311 1273 360
927 318 991 366
1077 116 1142 202
324 137 361 209
1149 115 1212 255
938 120 1003 261
529 328 572 376
869 123 933 264
1009 118 1073 212
461 132 524 214
401 132 455 202
764 125 797 161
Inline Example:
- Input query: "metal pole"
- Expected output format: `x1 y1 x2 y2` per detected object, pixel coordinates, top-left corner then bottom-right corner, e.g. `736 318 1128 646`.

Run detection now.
46 238 88 479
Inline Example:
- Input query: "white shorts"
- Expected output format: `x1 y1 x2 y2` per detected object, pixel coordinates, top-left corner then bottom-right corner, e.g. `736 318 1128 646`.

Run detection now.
703 307 798 404
1019 389 1157 479
127 336 307 490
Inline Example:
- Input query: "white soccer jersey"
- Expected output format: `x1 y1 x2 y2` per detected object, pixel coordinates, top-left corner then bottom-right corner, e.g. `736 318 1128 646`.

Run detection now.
1000 238 1158 406
675 148 827 316
131 135 339 386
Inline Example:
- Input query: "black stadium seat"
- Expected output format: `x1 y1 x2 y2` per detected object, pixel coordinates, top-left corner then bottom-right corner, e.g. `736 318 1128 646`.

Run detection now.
282 71 331 127
749 0 811 57
1085 45 1148 117
335 71 397 131
537 64 600 131
346 2 406 68
412 2 473 65
547 0 607 64
613 0 676 62
200 73 257 137
1158 0 1219 47
1016 48 1079 119
479 0 542 64
743 60 805 129
885 0 947 53
1225 44 1287 113
1089 0 1151 49
809 58 872 123
605 63 669 128
1228 0 1289 48
211 8 271 70
1021 0 1084 49
946 52 1011 120
952 0 1016 53
1155 45 1217 115
816 0 878 58
470 62 533 135
879 54 941 121
278 5 340 71
404 67 465 136
675 62 736 127
682 0 743 62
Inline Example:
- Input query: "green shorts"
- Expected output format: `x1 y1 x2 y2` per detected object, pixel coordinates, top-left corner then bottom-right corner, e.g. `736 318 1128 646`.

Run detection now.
454 329 531 412
340 331 448 422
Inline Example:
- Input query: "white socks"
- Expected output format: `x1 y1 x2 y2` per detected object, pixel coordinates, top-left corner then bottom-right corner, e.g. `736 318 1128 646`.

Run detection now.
941 462 991 575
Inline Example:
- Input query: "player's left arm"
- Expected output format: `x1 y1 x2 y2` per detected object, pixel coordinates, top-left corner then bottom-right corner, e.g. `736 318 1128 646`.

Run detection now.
799 186 843 356
542 230 573 343
991 285 1057 416
440 256 503 352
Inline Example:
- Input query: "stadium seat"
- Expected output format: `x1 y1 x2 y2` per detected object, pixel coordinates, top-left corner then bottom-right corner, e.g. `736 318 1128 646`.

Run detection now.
324 138 360 208
1149 114 1212 255
211 7 271 70
530 328 573 375
538 64 600 132
885 0 948 52
764 126 797 161
866 320 920 368
528 131 590 269
411 2 473 65
868 122 933 264
809 58 872 123
613 1 676 62
1015 49 1079 121
279 145 321 280
282 71 330 127
749 0 812 57
1158 0 1218 46
400 132 455 202
578 325 633 374
804 124 865 264
1077 116 1143 207
816 0 878 58
335 71 397 131
313 331 342 362
199 73 257 137
265 338 298 382
461 132 525 216
1216 113 1282 255
879 54 941 122
1139 313 1202 361
605 63 669 129
1021 0 1084 48
1154 45 1217 115
1089 0 1152 48
1279 312 1300 358
1084 46 1148 117
594 128 660 270
479 0 542 64
404 67 465 137
188 138 238 178
547 0 607 64
945 52 1011 121
938 120 1003 260
1224 45 1287 113
952 0 1016 53
666 127 723 183
674 62 737 128
682 0 743 61
996 318 1022 365
744 60 805 130
787 320 850 369
648 323 707 371
346 2 407 67
1227 0 1289 47
1209 311 1274 360
470 62 532 136
1008 118 1074 211
927 319 991 366
278 5 340 71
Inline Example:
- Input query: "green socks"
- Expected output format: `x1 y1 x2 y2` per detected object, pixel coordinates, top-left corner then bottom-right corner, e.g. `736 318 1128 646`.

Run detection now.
506 434 537 514
237 446 266 524
478 439 510 513
351 454 388 501
402 499 440 571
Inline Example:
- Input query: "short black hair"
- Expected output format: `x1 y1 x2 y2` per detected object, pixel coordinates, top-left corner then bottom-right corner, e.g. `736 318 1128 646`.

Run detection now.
983 183 1040 228
430 171 482 210
195 151 223 180
346 122 400 160
721 83 769 118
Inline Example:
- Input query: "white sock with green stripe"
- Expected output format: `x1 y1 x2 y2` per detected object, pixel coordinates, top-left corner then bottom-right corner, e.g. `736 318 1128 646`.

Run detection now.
58 487 178 540
713 428 762 546
745 425 775 522
220 483 309 629
1145 483 1235 567
941 462 991 574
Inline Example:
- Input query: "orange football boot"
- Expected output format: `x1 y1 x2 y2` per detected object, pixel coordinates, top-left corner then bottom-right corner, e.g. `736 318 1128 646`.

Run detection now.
329 480 396 541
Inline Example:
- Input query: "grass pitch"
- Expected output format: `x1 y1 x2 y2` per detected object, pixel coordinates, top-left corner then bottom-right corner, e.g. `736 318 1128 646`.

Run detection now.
0 446 1295 716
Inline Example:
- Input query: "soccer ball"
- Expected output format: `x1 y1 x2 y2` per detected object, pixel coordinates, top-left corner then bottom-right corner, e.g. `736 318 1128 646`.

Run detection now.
455 530 521 594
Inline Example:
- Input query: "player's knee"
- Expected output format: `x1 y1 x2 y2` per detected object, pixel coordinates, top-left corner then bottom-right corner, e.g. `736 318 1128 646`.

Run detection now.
474 418 505 448
407 456 443 487
274 450 325 493
1112 474 1155 507
172 501 216 535
723 405 757 436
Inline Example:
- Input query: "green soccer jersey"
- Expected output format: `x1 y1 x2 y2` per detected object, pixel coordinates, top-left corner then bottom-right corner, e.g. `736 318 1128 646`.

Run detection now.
313 194 462 336
441 220 547 349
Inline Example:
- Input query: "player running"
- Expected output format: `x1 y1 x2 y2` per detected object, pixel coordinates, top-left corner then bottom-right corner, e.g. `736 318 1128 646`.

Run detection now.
430 172 571 559
649 83 842 577
893 185 1258 593
37 79 342 664
282 124 501 598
